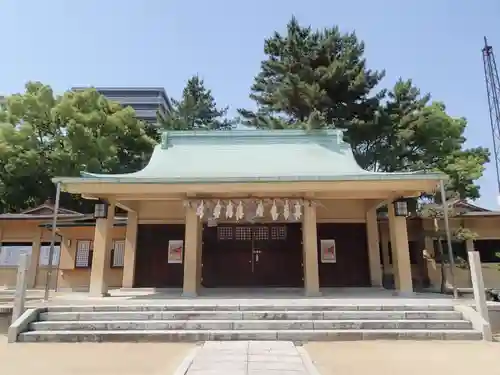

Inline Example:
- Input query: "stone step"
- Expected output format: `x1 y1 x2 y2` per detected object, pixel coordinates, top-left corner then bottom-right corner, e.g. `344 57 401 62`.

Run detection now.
29 319 473 331
18 329 482 342
38 310 464 321
43 304 456 313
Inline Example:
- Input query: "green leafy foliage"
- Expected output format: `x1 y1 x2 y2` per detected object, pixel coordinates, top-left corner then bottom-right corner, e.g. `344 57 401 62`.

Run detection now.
368 79 489 199
418 199 479 291
238 16 384 128
0 82 156 213
160 75 234 130
239 17 489 200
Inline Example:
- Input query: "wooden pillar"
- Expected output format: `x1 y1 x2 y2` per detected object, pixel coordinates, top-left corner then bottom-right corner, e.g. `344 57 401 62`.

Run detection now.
182 205 201 297
380 229 391 274
89 202 115 297
197 224 203 290
366 207 383 287
302 202 320 296
388 202 413 295
122 211 138 288
26 227 42 288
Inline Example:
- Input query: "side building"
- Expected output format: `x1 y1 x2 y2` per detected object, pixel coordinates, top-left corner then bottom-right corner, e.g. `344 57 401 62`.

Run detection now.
71 87 172 124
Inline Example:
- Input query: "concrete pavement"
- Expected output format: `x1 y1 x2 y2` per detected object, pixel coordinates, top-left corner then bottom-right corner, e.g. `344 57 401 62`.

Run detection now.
186 341 314 375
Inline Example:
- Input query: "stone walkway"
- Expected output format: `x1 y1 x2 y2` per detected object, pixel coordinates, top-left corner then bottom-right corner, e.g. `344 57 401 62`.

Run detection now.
186 341 313 375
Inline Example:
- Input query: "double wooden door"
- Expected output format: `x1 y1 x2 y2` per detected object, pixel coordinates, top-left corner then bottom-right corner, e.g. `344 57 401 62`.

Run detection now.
202 224 303 288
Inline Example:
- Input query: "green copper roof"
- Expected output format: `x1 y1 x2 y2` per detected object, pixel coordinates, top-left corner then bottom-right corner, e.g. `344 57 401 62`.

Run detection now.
53 130 446 184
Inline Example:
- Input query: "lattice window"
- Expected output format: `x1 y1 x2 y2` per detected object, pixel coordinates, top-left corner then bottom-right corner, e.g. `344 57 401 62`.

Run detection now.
0 243 32 267
253 226 269 240
39 243 61 266
75 240 92 268
271 226 287 240
111 240 125 268
235 227 252 241
217 227 233 240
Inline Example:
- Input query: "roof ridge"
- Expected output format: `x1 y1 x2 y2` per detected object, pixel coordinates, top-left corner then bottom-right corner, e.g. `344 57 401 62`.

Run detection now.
160 129 346 149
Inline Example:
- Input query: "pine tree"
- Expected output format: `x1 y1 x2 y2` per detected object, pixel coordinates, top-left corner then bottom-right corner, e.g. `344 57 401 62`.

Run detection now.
239 16 489 200
238 17 384 129
161 75 233 130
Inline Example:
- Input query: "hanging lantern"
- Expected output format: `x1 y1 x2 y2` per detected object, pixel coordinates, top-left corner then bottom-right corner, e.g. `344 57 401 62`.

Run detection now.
236 201 245 221
293 200 302 220
213 200 222 219
256 200 264 217
94 200 109 219
226 201 234 219
196 200 205 219
283 199 290 220
393 198 409 217
270 200 279 221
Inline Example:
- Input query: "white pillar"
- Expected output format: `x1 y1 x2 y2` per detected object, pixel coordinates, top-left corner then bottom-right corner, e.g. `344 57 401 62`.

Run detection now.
122 211 138 288
183 205 202 297
366 207 383 287
387 202 413 295
302 203 320 296
89 202 115 297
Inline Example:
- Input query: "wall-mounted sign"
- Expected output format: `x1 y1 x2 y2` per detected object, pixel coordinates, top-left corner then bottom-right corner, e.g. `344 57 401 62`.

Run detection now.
320 239 336 263
167 240 184 264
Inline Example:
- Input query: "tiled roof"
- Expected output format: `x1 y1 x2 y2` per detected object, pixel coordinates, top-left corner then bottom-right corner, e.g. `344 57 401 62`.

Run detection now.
53 130 446 184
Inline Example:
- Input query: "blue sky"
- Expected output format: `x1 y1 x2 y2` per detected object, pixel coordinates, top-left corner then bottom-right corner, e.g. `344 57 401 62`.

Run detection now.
1 0 499 208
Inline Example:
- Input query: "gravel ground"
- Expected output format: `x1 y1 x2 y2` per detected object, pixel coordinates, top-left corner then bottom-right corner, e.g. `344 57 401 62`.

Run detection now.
305 341 500 375
0 316 194 375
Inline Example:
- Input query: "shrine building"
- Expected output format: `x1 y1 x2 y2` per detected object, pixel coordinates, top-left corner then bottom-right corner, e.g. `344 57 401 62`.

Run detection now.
39 129 446 297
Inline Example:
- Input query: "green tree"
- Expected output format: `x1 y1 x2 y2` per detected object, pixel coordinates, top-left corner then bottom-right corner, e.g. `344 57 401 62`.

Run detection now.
161 75 233 130
359 79 489 199
419 200 478 293
0 82 156 213
238 16 384 129
240 17 489 200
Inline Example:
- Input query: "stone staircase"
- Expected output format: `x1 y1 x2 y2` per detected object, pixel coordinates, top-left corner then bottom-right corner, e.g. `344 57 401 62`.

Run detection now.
15 303 483 342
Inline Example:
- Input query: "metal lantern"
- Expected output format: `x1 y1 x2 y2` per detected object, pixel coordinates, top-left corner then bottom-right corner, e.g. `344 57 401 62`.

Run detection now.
393 199 409 217
94 201 109 219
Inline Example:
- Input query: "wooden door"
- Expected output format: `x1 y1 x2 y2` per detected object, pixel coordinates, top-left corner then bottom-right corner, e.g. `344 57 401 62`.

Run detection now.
201 225 254 287
202 224 303 288
317 223 371 287
134 224 185 287
252 224 303 287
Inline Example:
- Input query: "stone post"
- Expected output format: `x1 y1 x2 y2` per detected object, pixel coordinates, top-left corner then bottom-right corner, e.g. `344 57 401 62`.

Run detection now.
11 253 29 324
468 250 492 341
